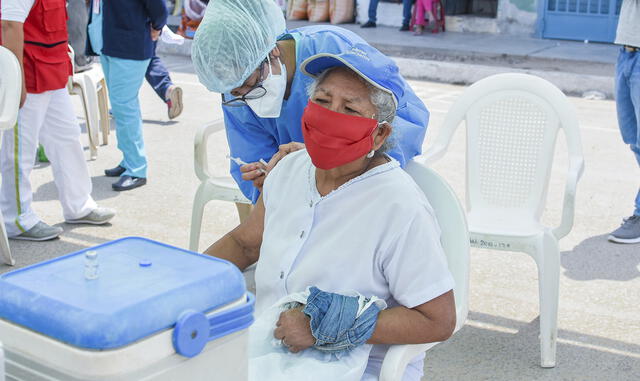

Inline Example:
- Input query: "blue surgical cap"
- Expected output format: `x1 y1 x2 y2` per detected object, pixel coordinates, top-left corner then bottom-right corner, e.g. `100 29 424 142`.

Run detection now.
191 0 287 93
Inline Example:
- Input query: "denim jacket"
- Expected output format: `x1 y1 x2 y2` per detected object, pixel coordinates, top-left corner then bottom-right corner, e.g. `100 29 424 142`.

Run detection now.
301 287 384 355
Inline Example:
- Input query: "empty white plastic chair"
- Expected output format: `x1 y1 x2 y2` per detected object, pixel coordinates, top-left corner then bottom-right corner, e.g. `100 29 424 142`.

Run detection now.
379 160 470 380
190 119 251 251
67 46 110 160
0 46 19 266
421 73 585 367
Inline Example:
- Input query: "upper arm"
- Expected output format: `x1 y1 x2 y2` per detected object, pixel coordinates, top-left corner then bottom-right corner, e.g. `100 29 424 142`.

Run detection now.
223 106 279 202
411 290 456 337
230 195 266 264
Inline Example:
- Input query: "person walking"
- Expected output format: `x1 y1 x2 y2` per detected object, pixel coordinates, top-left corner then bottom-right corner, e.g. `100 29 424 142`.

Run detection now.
609 0 640 244
145 41 183 120
0 0 115 241
86 0 168 191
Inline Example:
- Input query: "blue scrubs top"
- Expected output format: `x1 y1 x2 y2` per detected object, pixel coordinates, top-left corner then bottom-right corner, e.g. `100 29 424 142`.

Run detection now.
223 25 429 203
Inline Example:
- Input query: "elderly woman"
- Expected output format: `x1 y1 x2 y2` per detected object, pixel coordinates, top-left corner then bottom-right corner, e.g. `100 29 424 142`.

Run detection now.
205 49 455 381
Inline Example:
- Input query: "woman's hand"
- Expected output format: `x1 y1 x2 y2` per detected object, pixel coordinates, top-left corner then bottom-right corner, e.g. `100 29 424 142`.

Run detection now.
273 307 315 353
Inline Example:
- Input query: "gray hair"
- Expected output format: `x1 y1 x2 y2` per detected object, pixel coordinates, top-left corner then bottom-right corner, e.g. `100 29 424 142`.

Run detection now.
307 68 397 154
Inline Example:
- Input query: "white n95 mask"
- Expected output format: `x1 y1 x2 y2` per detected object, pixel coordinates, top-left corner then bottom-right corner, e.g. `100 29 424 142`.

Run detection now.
246 56 287 118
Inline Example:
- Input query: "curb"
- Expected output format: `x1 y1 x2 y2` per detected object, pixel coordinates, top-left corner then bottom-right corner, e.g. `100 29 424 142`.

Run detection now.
394 57 614 99
157 40 614 99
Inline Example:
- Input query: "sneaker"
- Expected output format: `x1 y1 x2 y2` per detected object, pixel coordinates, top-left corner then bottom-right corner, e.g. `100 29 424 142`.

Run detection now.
10 221 63 241
66 207 116 225
361 21 376 28
166 85 183 120
399 24 410 31
608 215 640 244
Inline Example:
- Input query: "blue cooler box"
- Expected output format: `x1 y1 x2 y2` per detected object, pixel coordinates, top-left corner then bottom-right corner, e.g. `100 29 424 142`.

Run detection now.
0 237 254 381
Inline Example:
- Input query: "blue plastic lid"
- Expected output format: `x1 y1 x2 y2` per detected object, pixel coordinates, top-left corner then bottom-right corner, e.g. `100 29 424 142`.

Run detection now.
0 237 246 350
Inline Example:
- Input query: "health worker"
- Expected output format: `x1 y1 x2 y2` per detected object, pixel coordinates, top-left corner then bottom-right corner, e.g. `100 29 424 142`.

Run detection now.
192 0 429 203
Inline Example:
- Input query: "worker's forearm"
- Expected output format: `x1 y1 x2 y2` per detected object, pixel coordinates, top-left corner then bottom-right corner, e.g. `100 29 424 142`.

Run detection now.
2 21 27 100
203 231 258 271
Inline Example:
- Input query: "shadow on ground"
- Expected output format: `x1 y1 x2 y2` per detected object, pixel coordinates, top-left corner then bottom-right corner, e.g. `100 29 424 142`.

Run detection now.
33 176 119 203
424 311 640 380
561 234 640 281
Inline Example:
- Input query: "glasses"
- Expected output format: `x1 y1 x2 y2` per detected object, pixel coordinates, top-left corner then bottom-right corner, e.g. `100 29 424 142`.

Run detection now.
221 58 269 107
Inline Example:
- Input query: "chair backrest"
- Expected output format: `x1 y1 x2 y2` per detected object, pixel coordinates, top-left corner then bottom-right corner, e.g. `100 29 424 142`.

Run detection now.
405 160 470 329
0 46 22 131
437 73 583 222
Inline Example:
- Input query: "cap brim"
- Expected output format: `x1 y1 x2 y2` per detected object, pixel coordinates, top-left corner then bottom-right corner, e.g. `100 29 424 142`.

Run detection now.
301 53 398 109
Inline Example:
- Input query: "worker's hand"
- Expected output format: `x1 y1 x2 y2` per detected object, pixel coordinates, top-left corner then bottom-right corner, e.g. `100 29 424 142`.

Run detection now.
240 161 267 192
19 82 27 108
150 27 161 41
266 142 305 172
273 307 315 353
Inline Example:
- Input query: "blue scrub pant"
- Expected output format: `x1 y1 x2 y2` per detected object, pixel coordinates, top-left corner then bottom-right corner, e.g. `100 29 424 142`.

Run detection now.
146 42 173 102
615 47 640 216
367 0 413 26
101 55 150 179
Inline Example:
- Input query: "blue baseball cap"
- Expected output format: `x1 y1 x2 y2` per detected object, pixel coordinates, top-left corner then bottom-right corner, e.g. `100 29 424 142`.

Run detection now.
300 43 404 109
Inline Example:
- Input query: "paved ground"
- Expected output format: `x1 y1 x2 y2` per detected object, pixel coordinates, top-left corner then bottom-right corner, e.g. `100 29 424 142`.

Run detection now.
2 54 639 380
160 20 618 98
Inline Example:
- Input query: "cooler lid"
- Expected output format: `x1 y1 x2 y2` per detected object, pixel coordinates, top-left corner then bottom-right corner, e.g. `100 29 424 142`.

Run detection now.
0 237 246 350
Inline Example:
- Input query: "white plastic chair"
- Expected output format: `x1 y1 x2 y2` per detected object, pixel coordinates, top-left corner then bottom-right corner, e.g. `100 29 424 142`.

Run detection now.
0 46 19 266
67 46 110 160
379 160 470 381
190 119 251 251
421 73 585 368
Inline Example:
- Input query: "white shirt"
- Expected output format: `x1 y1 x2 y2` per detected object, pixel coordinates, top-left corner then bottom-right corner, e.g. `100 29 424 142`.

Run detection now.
615 0 640 48
1 0 35 23
256 150 455 381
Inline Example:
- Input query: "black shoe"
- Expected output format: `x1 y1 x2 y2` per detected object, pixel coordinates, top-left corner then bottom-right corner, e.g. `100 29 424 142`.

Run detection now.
361 21 376 28
105 165 126 177
399 24 410 31
112 176 147 191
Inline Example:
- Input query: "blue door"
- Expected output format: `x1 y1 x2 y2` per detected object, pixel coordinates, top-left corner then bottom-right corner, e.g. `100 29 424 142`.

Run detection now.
542 0 622 43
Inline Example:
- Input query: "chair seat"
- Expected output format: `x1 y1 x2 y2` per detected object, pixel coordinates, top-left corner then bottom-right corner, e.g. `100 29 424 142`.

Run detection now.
207 175 244 190
468 210 543 238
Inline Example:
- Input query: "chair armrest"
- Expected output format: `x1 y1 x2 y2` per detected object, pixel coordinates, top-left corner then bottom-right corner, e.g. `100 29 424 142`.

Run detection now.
379 343 437 381
552 155 585 240
194 119 225 182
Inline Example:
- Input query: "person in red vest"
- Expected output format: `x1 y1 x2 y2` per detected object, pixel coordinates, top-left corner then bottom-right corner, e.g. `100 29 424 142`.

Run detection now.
0 0 116 241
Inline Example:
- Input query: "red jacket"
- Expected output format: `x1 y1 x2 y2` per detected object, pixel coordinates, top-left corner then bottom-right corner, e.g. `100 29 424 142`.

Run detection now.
20 0 72 93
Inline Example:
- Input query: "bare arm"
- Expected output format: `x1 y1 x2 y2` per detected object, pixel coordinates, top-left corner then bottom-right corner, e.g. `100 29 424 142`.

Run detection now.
1 20 26 107
203 195 266 271
367 290 456 345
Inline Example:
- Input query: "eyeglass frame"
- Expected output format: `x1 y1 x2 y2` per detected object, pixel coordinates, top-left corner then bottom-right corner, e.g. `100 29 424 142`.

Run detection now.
221 58 270 107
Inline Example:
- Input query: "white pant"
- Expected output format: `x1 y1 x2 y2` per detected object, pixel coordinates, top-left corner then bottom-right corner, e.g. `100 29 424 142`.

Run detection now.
0 88 97 236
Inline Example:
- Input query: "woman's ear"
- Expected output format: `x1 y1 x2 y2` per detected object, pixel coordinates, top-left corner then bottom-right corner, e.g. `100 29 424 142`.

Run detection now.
372 122 392 150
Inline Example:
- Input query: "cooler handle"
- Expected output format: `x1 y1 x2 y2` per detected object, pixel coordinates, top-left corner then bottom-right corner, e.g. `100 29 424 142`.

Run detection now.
173 293 255 358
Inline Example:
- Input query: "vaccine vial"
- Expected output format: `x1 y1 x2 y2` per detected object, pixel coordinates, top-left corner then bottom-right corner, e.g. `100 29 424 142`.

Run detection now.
84 250 99 280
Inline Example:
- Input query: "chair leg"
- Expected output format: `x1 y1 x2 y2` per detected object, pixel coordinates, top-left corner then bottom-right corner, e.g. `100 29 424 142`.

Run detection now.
536 231 560 368
97 81 110 145
0 210 15 266
235 203 252 224
78 87 98 160
189 183 211 252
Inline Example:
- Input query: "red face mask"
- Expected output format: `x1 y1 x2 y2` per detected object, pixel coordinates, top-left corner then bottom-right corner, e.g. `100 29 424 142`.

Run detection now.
301 101 378 170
